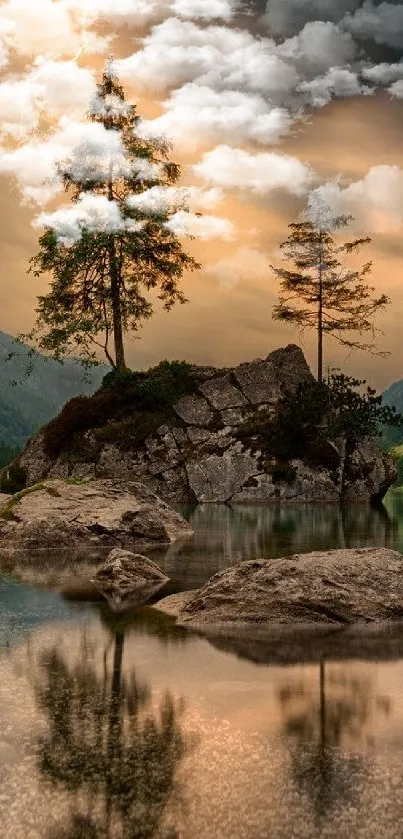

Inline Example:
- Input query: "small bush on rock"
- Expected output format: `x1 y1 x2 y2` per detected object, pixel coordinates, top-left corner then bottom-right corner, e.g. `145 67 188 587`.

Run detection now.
43 360 196 459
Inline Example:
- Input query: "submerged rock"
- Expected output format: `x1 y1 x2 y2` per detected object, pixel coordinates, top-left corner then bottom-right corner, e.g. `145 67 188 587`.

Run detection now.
0 478 193 554
92 548 169 612
156 548 403 628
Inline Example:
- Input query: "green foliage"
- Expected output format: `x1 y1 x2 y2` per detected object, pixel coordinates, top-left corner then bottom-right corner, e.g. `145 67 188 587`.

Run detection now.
0 443 20 470
0 462 27 495
43 360 196 459
237 373 403 468
28 68 201 370
271 463 298 485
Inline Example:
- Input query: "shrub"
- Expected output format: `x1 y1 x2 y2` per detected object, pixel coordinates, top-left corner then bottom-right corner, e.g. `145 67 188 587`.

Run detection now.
271 462 297 485
0 461 27 494
43 360 196 459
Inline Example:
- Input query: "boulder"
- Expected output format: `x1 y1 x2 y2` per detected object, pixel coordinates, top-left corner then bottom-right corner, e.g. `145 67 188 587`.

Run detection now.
169 548 403 627
0 479 193 554
92 548 169 612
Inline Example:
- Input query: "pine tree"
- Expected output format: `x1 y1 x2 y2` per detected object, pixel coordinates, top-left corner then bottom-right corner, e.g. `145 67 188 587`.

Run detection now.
272 212 389 382
28 62 200 370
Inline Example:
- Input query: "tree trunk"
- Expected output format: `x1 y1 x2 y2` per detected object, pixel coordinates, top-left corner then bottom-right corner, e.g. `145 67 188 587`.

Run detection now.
317 241 324 384
108 237 126 370
107 178 126 371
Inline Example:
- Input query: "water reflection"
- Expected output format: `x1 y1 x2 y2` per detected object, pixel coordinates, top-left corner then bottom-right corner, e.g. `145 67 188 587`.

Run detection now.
277 664 391 826
35 615 187 839
152 502 399 590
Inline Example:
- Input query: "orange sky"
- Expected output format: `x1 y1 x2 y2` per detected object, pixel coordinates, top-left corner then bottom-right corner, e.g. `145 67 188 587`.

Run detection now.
1 9 403 391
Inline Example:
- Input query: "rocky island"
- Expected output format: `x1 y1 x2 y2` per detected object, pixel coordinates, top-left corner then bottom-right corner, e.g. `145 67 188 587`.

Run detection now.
5 345 396 506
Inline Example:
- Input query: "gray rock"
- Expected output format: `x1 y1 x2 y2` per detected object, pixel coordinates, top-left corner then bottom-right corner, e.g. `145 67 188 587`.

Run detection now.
176 548 403 627
266 344 313 392
0 479 193 554
174 395 214 426
233 359 279 405
219 408 245 427
92 548 169 612
343 436 397 503
200 374 248 410
186 451 259 502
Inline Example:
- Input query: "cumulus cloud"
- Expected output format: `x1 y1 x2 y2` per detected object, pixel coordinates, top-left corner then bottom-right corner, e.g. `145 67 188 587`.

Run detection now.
205 246 271 289
0 0 109 58
165 210 236 240
34 193 144 245
114 19 298 97
299 67 367 107
280 20 357 75
194 145 314 197
126 185 223 215
309 166 403 234
0 118 163 205
139 84 293 148
342 2 403 51
0 60 96 138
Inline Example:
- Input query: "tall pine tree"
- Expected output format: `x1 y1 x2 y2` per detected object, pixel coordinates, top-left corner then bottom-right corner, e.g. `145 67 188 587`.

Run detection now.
272 213 389 382
28 62 200 370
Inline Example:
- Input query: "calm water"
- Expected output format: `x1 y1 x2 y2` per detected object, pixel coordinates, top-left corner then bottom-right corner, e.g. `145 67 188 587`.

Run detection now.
4 491 403 838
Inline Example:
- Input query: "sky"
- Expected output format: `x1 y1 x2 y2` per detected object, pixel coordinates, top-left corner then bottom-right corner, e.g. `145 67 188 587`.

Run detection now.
0 1 403 387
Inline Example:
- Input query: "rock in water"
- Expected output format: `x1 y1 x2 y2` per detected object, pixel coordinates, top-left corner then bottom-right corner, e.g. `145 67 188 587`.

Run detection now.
0 478 193 554
174 548 403 627
92 548 169 612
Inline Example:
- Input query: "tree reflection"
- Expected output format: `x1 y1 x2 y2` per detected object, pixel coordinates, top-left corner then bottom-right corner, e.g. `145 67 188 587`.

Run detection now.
277 664 390 824
35 620 186 839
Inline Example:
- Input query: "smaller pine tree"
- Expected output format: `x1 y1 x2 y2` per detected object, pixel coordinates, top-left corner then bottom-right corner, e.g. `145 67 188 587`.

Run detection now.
272 209 389 382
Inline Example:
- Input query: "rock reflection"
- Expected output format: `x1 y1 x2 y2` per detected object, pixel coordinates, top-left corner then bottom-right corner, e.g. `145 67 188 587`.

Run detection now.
35 615 186 839
277 664 391 824
154 503 398 589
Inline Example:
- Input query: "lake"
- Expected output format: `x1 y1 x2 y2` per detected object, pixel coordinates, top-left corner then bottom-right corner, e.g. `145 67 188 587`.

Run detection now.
3 491 403 838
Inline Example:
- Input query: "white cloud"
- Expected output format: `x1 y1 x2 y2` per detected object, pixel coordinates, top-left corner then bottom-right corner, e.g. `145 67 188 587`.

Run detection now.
139 84 293 149
194 145 314 197
299 67 367 107
309 166 403 234
389 80 403 98
280 21 357 75
362 62 403 86
34 192 144 244
126 185 223 215
114 19 298 97
206 246 271 289
342 1 403 50
0 0 109 58
165 210 235 240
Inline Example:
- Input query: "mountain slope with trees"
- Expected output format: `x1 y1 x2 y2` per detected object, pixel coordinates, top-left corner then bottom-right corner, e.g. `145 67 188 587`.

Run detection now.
0 331 107 453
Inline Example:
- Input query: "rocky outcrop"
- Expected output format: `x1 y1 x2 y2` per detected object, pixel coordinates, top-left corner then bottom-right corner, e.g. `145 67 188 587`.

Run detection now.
0 479 192 554
92 548 169 612
16 345 396 505
156 548 403 627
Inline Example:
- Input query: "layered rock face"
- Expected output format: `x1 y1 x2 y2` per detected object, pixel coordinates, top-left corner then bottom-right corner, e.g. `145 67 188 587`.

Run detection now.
18 345 396 505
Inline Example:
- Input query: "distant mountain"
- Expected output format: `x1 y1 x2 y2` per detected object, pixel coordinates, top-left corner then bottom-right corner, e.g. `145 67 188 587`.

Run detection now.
0 332 108 450
382 379 403 448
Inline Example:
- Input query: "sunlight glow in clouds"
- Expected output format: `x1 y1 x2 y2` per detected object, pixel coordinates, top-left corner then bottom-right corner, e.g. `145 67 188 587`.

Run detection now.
0 0 403 255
